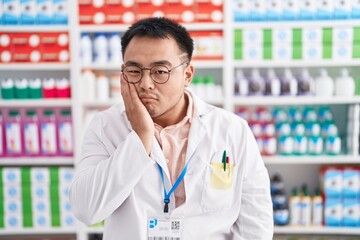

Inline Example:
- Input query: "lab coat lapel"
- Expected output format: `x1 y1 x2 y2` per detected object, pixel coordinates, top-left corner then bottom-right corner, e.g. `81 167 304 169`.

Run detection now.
151 136 171 179
185 116 206 162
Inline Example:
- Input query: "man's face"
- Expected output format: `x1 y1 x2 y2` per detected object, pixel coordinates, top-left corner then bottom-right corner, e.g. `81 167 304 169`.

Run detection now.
122 36 194 123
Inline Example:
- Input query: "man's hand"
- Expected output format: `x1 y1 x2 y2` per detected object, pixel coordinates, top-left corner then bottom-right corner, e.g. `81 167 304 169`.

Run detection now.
121 78 154 155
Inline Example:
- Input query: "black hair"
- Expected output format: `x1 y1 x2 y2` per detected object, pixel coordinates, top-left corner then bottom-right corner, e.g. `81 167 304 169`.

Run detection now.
121 17 194 61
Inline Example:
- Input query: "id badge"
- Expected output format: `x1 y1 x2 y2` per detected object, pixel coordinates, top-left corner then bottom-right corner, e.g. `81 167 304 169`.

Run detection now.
147 217 183 240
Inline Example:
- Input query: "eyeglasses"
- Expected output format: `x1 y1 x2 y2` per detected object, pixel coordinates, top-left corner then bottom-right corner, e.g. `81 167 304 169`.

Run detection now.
121 61 189 84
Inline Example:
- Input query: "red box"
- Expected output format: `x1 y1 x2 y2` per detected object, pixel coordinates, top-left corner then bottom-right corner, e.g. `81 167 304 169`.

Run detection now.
0 33 13 63
11 33 42 63
194 2 223 23
191 31 223 60
41 33 70 62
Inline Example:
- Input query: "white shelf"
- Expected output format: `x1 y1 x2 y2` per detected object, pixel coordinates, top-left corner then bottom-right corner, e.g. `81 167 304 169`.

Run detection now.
79 23 223 33
234 59 360 68
0 63 70 71
264 155 360 165
234 20 360 29
0 99 72 107
0 157 74 166
0 25 69 32
83 99 120 108
274 226 360 235
233 96 360 106
85 227 104 234
0 228 76 236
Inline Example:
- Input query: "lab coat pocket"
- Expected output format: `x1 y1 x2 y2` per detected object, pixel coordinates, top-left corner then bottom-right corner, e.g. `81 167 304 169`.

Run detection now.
201 150 235 212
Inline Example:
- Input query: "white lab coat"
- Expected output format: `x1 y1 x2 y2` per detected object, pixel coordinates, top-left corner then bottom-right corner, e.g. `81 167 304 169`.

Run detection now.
70 91 274 240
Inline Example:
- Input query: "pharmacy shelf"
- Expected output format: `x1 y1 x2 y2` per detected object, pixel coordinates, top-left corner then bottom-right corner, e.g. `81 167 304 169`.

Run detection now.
0 228 76 236
234 59 360 68
0 99 72 107
0 25 69 32
234 19 360 29
0 63 71 71
233 96 360 106
85 227 104 234
0 157 74 166
274 226 360 235
79 23 223 33
263 155 360 165
80 60 223 70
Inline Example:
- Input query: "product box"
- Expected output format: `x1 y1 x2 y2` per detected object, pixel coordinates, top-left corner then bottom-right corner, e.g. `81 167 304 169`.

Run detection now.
303 43 322 60
59 167 73 185
333 27 353 43
53 0 68 24
31 168 50 184
352 0 360 18
343 198 360 227
273 43 291 60
343 168 360 198
41 32 69 62
166 3 195 23
282 0 299 20
0 33 12 63
32 198 51 228
243 43 262 61
303 28 322 43
243 28 263 44
322 167 343 198
233 0 249 21
334 0 351 19
3 0 20 24
317 0 334 20
333 43 352 60
325 198 343 226
36 0 53 24
266 0 282 21
3 168 21 184
20 0 36 24
105 4 135 24
249 0 266 21
195 2 223 23
5 212 23 229
191 31 223 60
273 28 292 43
0 1 3 24
299 0 316 20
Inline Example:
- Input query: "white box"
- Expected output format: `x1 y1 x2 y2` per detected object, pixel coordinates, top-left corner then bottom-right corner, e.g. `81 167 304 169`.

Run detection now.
333 43 352 59
59 184 70 202
317 0 334 19
243 43 262 61
31 168 50 184
4 199 22 215
303 43 322 60
303 28 322 43
4 185 21 200
282 0 299 20
3 168 21 184
324 168 343 198
61 212 75 227
53 0 68 24
59 167 74 185
325 198 343 226
2 0 20 24
343 199 360 227
333 27 353 43
273 43 291 60
249 0 266 21
243 29 263 44
299 0 317 19
266 0 282 20
36 0 53 23
20 0 36 24
273 28 292 43
234 0 249 21
343 169 360 198
5 214 23 229
31 184 49 199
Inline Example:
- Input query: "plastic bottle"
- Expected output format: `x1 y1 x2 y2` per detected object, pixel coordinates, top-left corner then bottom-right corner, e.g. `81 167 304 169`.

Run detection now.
312 188 323 226
29 78 42 99
58 109 73 156
40 109 58 156
248 68 263 96
315 69 334 97
14 78 29 99
0 111 5 157
301 184 311 226
93 33 108 64
110 72 121 99
81 69 96 101
42 78 56 98
264 68 280 96
1 78 15 100
23 109 40 156
80 33 93 65
5 110 23 157
298 68 314 96
55 77 71 98
335 68 355 96
289 187 302 226
234 69 248 96
108 33 122 64
96 71 109 101
281 68 297 96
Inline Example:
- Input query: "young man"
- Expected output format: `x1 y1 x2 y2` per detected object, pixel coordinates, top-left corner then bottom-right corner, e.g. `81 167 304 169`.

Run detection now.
70 17 273 239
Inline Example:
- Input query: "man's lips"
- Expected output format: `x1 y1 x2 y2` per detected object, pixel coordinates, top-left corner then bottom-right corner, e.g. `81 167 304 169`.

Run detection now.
139 94 157 101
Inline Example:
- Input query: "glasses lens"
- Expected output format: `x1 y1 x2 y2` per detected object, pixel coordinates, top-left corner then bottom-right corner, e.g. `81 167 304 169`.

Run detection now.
150 65 170 84
123 66 142 83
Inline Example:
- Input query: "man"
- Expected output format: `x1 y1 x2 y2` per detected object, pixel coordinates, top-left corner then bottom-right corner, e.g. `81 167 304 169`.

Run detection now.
70 17 273 239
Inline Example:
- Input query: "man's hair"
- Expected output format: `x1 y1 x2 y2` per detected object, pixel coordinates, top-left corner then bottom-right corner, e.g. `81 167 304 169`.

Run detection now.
121 17 194 61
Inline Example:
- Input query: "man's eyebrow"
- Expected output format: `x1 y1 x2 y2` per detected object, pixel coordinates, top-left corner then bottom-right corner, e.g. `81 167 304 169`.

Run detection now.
124 60 172 66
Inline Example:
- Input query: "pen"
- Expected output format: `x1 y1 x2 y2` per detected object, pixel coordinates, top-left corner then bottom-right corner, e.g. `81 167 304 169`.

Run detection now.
222 150 226 171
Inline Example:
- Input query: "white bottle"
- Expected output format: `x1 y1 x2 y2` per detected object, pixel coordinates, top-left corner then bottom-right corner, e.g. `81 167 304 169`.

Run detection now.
108 33 122 64
335 68 355 96
266 68 281 96
298 68 314 96
80 33 93 65
96 71 109 101
315 69 334 97
234 69 248 96
93 33 108 64
281 68 297 96
81 69 96 101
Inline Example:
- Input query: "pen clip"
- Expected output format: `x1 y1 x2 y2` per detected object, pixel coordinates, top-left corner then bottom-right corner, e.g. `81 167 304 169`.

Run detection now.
222 150 226 172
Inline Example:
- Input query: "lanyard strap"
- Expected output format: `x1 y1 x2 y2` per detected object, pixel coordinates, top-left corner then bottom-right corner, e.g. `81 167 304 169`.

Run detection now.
157 161 189 213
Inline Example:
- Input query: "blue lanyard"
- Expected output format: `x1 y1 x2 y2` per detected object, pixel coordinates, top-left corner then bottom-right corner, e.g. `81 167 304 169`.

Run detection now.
157 161 190 213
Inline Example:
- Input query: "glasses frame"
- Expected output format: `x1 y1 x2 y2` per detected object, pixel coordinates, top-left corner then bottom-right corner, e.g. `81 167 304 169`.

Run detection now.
121 61 189 84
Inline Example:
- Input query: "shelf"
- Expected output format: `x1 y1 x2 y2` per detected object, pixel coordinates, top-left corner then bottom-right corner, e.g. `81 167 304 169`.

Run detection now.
264 155 360 165
0 99 72 107
0 25 69 32
233 96 360 106
0 63 71 71
234 59 360 68
83 99 121 108
234 20 360 29
274 226 360 235
0 228 76 236
0 157 74 166
85 227 104 234
79 23 223 33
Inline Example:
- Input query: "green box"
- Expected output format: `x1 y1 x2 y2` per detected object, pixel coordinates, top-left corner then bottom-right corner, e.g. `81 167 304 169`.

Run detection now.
292 28 302 44
263 43 272 60
322 28 333 44
234 47 243 60
353 44 360 58
292 44 302 60
263 29 272 44
353 27 360 43
323 43 332 59
234 29 242 43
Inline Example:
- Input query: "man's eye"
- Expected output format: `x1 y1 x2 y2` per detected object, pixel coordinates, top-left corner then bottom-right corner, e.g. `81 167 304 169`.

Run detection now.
127 70 141 74
154 70 168 75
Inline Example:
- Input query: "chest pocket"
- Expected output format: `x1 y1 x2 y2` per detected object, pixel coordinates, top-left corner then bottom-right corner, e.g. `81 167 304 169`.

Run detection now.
201 150 236 212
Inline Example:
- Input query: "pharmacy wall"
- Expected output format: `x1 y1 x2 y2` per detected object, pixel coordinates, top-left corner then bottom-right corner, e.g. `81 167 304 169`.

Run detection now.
0 1 360 240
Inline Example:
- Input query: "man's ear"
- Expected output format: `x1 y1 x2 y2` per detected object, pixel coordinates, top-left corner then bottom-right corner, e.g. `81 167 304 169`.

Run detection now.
184 64 195 87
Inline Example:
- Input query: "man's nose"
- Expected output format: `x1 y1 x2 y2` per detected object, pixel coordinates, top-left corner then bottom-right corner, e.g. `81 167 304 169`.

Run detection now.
139 69 154 89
